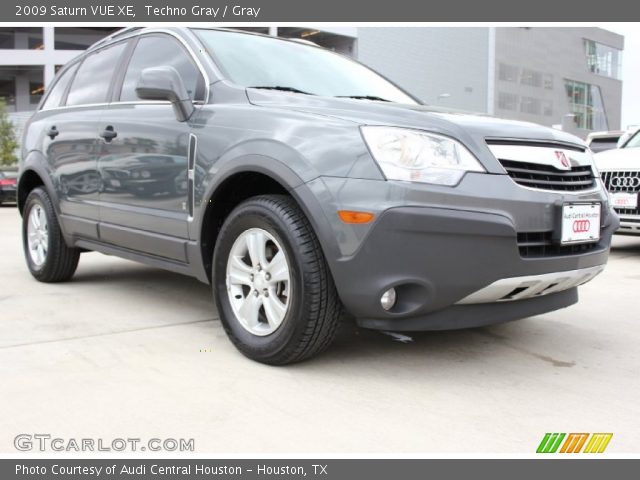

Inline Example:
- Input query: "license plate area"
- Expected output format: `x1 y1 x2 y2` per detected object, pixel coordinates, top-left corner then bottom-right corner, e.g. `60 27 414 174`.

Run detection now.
559 203 601 245
610 192 638 210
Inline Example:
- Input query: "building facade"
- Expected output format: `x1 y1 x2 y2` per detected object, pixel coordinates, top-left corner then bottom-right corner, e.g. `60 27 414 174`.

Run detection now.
354 27 623 137
0 26 624 139
493 27 623 136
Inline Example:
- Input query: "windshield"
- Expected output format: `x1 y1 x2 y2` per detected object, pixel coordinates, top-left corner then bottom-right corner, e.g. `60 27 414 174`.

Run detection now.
624 130 640 148
194 29 418 104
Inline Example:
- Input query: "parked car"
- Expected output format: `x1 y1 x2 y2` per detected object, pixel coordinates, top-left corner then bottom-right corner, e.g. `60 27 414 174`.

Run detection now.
0 170 17 205
586 130 625 153
616 126 640 148
18 28 618 364
100 153 188 198
595 128 640 235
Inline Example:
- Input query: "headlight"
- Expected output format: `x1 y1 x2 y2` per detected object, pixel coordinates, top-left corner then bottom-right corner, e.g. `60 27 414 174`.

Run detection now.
361 126 485 186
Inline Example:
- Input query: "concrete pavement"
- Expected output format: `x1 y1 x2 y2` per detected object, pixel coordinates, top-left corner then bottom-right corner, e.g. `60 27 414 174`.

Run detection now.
1 205 639 453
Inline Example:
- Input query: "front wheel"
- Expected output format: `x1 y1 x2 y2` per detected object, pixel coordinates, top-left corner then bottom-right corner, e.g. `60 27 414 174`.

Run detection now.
213 195 342 365
22 187 80 282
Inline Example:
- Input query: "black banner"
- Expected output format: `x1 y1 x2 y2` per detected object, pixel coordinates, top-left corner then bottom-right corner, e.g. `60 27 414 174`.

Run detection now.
6 0 640 22
3 459 640 479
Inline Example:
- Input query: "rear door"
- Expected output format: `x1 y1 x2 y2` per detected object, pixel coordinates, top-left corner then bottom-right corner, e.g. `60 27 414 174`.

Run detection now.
43 41 129 236
96 33 206 261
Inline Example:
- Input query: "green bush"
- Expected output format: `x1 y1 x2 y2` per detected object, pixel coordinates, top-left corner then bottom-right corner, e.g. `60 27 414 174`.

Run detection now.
0 98 18 166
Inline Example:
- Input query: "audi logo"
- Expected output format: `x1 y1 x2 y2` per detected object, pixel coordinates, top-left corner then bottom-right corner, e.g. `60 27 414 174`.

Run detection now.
610 176 640 188
573 219 591 233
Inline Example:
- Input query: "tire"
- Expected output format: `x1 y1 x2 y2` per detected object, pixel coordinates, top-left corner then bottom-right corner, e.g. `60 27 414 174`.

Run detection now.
213 194 342 365
22 187 80 282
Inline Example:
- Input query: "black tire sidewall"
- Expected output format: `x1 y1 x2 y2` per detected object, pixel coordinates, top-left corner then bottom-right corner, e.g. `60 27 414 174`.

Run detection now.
21 187 79 282
213 201 311 362
22 191 50 276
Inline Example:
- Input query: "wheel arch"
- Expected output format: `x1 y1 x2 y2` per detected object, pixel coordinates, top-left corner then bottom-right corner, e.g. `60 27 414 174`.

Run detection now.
17 152 59 216
194 156 341 284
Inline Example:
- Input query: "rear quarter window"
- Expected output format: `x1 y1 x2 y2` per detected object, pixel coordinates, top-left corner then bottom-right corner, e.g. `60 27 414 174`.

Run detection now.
41 63 79 110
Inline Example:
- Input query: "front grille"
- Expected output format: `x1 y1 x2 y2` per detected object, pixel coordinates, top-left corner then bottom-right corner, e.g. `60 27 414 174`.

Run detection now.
600 171 640 216
499 159 595 192
614 208 640 216
601 171 640 193
517 231 600 258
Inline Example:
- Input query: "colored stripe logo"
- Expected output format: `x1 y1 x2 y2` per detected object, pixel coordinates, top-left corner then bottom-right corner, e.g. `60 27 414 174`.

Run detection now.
537 433 612 453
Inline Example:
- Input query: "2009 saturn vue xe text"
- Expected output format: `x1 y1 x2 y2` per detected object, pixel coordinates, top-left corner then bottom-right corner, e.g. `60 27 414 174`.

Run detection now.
18 28 618 364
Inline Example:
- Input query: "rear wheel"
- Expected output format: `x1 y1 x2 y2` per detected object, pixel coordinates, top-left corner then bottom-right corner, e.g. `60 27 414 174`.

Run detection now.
213 195 342 365
22 187 80 282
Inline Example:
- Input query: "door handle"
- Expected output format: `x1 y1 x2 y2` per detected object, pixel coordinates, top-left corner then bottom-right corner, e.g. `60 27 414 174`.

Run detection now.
46 126 59 139
100 126 117 142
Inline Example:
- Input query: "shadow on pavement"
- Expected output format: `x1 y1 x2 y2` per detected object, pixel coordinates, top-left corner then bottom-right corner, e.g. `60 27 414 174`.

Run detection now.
60 252 594 370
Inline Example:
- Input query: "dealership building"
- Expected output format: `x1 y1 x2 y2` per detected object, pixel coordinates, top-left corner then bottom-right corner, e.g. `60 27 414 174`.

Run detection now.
0 26 624 139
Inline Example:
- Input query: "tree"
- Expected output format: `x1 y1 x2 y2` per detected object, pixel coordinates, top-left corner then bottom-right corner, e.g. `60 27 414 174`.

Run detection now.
0 98 18 166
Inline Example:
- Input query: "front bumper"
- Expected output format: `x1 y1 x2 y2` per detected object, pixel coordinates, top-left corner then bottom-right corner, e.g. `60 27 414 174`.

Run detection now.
301 173 618 331
331 205 616 330
361 289 579 331
616 214 640 235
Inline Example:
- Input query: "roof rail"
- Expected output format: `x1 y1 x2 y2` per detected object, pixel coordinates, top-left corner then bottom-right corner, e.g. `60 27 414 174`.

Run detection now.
89 27 144 51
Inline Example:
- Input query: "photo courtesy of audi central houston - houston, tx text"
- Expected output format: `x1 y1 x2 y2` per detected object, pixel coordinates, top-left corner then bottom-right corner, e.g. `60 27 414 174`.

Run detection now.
1 9 639 476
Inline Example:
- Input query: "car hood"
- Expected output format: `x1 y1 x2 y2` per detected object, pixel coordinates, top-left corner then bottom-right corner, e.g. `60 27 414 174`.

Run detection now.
247 90 587 149
594 147 640 171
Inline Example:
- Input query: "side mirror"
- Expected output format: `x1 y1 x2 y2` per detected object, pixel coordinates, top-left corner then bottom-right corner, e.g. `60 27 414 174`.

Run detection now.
135 66 195 122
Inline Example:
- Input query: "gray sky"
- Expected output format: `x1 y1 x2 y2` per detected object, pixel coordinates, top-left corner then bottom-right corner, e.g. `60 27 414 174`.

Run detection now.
609 25 640 129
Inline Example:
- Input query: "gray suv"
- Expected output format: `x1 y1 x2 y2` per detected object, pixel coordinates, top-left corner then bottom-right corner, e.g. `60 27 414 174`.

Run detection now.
18 27 618 364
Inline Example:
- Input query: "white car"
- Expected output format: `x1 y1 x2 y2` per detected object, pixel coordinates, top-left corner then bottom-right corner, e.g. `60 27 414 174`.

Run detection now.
586 130 624 153
595 129 640 234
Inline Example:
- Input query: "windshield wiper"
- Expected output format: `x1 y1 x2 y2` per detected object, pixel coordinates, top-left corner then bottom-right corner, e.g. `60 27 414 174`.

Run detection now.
336 95 392 102
248 86 314 95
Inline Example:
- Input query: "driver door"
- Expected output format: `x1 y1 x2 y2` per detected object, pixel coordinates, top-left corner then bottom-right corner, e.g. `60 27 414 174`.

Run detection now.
97 33 206 261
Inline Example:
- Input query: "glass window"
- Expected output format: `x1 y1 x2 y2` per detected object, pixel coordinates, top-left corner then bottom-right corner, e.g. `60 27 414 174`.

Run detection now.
520 69 542 87
29 80 44 105
498 63 518 82
498 92 518 111
54 27 117 50
625 131 640 149
520 96 541 115
589 138 619 153
0 28 44 50
0 66 44 112
66 42 127 106
585 39 622 80
277 27 357 56
120 35 204 102
194 29 417 104
0 75 16 108
564 79 608 131
542 100 553 117
42 63 78 110
543 74 554 90
231 27 270 35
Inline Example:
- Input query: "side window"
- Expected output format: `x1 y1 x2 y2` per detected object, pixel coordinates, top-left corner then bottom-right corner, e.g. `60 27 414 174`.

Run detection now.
42 63 78 110
120 35 204 102
66 41 127 106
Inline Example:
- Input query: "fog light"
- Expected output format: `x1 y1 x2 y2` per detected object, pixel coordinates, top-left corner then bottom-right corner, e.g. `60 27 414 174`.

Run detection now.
380 288 397 311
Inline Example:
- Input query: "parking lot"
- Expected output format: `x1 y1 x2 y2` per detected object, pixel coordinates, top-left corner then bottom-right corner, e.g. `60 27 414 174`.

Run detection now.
1 205 639 453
